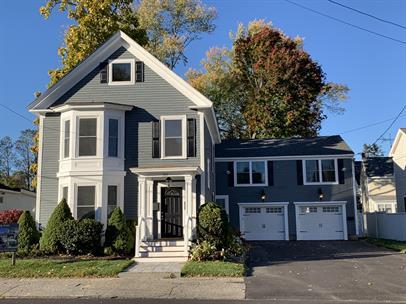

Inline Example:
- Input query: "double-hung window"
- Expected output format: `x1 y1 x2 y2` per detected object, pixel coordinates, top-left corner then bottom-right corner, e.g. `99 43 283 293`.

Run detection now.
235 160 267 186
161 116 186 158
78 118 97 157
107 185 118 216
109 59 134 85
304 159 338 184
77 186 96 220
63 120 70 158
108 119 119 157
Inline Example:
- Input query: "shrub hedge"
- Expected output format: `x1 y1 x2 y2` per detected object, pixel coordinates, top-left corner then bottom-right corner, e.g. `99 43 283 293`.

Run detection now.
104 207 134 255
17 211 40 255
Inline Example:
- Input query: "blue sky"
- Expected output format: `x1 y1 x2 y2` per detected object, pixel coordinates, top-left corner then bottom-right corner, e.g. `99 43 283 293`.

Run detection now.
0 0 405 157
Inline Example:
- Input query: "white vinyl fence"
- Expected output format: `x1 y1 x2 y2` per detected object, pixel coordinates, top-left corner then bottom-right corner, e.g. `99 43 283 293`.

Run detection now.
364 212 406 241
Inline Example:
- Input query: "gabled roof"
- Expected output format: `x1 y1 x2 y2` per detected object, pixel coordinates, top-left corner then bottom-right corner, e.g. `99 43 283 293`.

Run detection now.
389 128 406 156
215 135 354 158
362 157 394 178
27 31 221 142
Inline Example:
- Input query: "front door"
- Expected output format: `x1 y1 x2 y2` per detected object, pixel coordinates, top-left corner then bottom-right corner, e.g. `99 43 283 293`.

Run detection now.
161 187 183 238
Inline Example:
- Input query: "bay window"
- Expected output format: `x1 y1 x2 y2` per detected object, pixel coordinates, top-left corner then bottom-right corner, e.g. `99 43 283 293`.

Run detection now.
63 120 70 158
108 119 119 157
78 118 97 157
107 185 118 216
77 186 96 219
235 160 267 186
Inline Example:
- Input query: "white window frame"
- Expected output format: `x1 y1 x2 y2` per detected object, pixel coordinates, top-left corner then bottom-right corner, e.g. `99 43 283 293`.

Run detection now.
303 159 339 185
108 58 135 85
108 117 120 158
234 160 268 187
161 115 187 159
215 195 229 215
62 119 70 159
76 116 99 158
75 184 97 220
107 184 119 215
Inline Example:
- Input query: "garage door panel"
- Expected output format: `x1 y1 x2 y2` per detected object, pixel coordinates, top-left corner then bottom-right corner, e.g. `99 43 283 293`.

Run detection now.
297 204 345 240
242 206 287 241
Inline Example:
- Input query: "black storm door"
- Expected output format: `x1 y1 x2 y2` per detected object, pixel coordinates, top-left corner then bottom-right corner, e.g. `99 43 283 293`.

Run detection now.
161 187 183 238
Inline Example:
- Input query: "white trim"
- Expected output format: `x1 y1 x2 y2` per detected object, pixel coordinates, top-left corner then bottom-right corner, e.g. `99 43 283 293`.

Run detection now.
108 58 135 85
76 115 100 158
389 129 406 156
234 160 268 187
215 154 354 162
303 159 339 185
215 195 229 215
352 160 360 235
199 112 206 205
160 115 187 159
130 166 201 175
238 202 289 241
51 103 134 113
294 201 348 241
35 115 44 223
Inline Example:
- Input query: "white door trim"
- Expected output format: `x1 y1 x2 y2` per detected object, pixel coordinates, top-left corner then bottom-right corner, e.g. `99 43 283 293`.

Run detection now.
294 201 348 240
215 195 229 216
238 202 289 241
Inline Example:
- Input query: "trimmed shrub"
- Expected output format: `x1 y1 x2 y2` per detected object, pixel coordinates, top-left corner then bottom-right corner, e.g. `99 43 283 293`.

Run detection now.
104 207 133 255
190 240 217 261
17 211 40 255
39 199 73 254
58 219 103 255
197 202 228 249
0 209 23 225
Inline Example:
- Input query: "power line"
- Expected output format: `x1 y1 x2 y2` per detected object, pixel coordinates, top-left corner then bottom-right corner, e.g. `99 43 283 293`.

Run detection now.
340 113 406 135
284 0 406 46
327 0 406 30
372 104 406 145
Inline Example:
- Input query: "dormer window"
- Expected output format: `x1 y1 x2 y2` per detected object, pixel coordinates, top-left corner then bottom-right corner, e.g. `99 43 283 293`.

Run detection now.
109 59 135 85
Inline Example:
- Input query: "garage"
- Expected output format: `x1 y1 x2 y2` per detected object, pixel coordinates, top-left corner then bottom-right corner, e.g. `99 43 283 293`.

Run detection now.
295 202 348 240
239 203 289 241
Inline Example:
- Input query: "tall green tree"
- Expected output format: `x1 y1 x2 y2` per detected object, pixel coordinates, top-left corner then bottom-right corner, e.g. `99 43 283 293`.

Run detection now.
15 129 37 190
362 143 383 157
136 0 217 69
0 136 16 185
187 20 348 139
40 0 148 86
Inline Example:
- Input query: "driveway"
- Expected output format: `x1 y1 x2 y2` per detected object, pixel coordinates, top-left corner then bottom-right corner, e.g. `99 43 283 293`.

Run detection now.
246 240 406 302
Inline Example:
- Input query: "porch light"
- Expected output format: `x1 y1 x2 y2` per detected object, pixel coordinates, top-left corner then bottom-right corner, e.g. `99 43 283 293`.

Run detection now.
166 177 172 187
318 188 324 201
260 189 266 202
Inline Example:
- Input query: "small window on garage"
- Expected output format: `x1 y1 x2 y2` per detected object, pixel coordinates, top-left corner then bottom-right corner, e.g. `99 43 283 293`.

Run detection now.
300 206 317 213
266 207 283 213
245 207 261 214
322 206 340 213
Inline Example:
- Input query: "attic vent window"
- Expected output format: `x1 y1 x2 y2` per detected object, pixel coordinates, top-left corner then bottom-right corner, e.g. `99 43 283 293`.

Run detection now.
109 59 134 85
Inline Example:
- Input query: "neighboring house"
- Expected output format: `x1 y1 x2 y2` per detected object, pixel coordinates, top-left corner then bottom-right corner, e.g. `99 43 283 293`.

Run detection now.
360 156 397 213
215 136 358 241
0 184 36 216
28 31 220 261
389 128 406 212
28 31 358 261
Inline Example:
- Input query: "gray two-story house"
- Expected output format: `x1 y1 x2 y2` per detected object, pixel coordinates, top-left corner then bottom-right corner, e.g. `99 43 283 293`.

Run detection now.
28 31 358 261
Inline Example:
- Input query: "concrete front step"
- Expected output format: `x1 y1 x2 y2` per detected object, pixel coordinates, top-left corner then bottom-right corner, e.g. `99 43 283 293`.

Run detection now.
139 251 189 258
141 240 185 247
140 245 185 252
133 256 188 263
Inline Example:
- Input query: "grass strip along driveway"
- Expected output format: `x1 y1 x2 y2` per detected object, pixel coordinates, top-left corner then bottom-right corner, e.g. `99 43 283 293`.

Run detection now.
0 258 133 278
367 238 406 253
181 261 245 277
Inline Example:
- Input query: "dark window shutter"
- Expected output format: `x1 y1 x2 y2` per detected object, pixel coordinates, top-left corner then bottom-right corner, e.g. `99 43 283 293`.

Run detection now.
267 161 274 186
187 118 196 157
152 121 160 158
136 61 144 82
338 159 345 184
227 162 234 187
100 61 108 83
297 160 303 185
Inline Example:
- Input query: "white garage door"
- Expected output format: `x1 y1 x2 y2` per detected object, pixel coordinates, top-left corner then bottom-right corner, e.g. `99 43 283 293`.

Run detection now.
296 205 345 240
242 205 287 240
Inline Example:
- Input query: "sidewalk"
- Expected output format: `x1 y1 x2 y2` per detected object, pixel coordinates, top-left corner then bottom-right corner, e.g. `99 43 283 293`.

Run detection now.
0 273 245 300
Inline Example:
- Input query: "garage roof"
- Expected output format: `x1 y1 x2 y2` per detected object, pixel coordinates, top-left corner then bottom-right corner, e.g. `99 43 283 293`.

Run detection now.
215 135 353 158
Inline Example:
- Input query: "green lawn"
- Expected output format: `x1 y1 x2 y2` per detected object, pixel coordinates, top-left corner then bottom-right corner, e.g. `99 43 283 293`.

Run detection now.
367 238 406 253
181 260 245 277
0 258 134 278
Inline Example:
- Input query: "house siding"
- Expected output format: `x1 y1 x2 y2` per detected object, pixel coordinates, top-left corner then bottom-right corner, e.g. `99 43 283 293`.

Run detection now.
215 158 356 238
46 47 200 220
38 115 61 225
393 134 406 212
204 120 214 201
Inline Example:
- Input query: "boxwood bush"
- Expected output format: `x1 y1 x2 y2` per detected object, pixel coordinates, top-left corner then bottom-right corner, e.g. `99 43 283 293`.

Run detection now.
104 207 134 255
39 199 73 254
17 211 40 256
